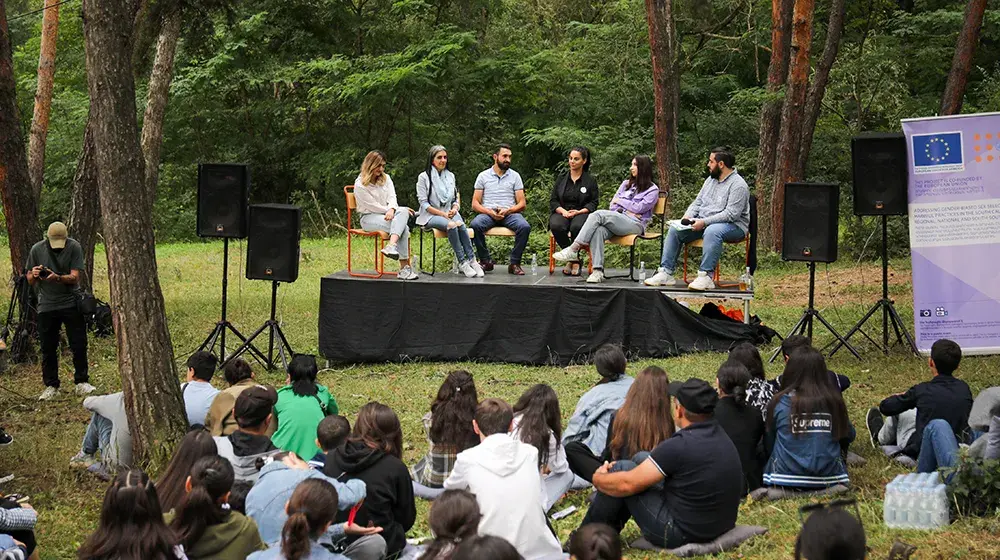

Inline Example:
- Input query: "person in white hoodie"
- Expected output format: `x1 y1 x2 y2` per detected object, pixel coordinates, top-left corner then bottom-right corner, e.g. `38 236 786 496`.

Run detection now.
445 398 565 560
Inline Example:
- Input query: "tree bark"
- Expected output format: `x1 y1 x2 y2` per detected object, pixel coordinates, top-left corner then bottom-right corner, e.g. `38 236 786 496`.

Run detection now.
27 0 60 200
770 0 814 253
0 0 41 277
796 0 846 177
940 0 987 116
81 0 186 466
68 116 100 291
141 6 182 204
644 0 681 204
754 0 794 249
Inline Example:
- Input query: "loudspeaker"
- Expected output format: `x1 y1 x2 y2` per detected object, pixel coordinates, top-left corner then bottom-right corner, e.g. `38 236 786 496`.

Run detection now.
851 132 908 216
782 182 839 263
197 163 249 238
246 204 301 283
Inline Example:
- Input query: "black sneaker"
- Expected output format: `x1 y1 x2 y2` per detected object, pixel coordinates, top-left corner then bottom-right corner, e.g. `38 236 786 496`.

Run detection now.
866 407 883 449
0 428 12 447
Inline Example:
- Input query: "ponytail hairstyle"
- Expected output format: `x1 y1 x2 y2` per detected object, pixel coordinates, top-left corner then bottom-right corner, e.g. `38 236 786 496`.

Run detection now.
287 353 320 398
512 384 562 468
593 344 626 384
419 490 482 560
569 523 623 560
282 479 340 560
716 360 751 407
170 455 234 550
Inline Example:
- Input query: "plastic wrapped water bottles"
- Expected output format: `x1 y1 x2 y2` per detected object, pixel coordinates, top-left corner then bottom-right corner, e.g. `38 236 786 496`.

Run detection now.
884 471 950 529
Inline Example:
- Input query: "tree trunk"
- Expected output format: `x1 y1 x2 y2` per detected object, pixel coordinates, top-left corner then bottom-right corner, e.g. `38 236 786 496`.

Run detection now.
940 0 987 116
770 0 814 253
27 0 60 200
796 0 846 177
141 6 182 204
81 0 186 467
754 0 794 249
0 0 41 277
68 116 100 291
644 0 681 204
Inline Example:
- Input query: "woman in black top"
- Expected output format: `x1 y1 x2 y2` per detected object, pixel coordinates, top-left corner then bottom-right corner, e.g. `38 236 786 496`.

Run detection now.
549 146 599 275
714 359 765 495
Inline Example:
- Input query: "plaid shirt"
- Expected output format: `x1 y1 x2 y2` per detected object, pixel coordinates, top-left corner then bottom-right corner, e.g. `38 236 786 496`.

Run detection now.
410 413 460 488
0 507 36 531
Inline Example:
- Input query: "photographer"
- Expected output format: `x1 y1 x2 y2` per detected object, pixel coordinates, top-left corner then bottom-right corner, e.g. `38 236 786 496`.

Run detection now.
25 222 95 401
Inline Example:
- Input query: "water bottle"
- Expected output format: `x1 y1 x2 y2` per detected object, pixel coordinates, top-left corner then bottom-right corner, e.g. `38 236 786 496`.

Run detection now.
531 254 538 275
933 484 950 527
452 258 459 275
884 476 900 527
639 261 647 283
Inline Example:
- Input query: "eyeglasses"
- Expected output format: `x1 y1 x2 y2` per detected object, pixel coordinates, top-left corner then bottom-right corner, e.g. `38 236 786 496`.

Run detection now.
799 498 864 530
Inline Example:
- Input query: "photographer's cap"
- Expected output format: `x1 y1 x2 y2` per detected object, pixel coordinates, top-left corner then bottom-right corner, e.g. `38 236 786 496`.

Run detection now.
668 378 718 414
47 222 68 249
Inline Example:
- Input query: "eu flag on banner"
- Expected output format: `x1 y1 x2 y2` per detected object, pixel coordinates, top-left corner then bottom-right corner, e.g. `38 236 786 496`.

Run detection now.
912 132 964 172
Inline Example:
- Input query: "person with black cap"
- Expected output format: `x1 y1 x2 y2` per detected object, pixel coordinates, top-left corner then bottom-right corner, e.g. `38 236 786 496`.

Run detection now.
579 377 742 549
214 386 280 483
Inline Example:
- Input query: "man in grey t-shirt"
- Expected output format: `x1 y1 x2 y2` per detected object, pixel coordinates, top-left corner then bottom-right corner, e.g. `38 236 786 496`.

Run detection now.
470 143 532 275
25 222 95 400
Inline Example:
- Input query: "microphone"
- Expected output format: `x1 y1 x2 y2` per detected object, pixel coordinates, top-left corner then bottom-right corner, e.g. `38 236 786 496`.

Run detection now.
681 218 695 226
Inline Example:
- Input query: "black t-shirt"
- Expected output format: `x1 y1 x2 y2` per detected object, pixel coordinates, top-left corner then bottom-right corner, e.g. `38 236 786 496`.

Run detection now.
25 239 85 313
647 420 742 543
713 397 765 494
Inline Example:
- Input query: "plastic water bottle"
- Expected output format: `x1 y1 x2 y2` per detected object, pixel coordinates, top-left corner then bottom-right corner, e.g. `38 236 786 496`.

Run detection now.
531 254 538 275
932 484 950 527
639 261 647 283
452 259 459 274
884 475 902 527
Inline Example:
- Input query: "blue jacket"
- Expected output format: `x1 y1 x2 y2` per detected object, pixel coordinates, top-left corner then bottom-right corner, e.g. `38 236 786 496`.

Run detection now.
763 393 853 489
248 540 349 560
562 376 633 455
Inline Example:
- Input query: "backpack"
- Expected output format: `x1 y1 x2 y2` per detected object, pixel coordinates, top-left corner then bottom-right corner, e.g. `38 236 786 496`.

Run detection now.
89 299 114 338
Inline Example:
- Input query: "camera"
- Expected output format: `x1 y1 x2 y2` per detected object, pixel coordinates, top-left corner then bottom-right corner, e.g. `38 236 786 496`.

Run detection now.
38 267 52 279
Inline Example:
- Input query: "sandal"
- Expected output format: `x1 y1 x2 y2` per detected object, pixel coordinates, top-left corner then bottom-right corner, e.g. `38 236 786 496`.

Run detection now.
570 262 582 276
562 263 574 276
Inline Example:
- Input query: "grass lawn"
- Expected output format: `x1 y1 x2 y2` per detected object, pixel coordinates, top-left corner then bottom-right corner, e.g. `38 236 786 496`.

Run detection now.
0 236 998 559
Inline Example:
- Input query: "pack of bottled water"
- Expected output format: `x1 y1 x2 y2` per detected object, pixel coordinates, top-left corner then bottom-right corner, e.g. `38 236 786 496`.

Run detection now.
883 472 950 529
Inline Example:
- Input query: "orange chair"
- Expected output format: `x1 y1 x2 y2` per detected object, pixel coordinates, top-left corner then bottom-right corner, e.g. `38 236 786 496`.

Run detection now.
344 185 411 279
547 233 593 275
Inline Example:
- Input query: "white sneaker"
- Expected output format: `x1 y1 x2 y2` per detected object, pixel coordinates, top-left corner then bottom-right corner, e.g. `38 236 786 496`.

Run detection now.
586 270 605 283
38 386 59 401
688 271 715 291
471 261 485 278
459 260 477 278
644 268 681 287
552 247 578 262
397 266 419 280
70 451 97 469
381 244 400 260
75 382 97 396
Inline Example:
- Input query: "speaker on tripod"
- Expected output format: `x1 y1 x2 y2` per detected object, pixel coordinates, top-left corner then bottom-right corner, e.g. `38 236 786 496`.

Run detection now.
830 132 918 357
771 182 861 362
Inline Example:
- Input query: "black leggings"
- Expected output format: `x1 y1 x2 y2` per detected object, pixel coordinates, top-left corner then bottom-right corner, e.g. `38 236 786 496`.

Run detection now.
565 441 604 483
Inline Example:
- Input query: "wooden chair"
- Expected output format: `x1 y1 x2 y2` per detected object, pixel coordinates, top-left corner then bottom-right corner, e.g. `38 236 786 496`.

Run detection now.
344 185 411 279
682 234 751 287
547 232 593 275
418 226 475 276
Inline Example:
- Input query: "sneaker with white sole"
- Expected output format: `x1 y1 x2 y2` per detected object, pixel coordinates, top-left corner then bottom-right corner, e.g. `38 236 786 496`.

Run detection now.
0 428 12 447
459 260 477 278
38 386 59 401
70 451 97 469
866 407 884 449
644 268 681 287
75 382 97 396
381 244 400 260
397 266 419 280
687 271 715 291
471 261 485 278
586 270 605 283
552 247 579 262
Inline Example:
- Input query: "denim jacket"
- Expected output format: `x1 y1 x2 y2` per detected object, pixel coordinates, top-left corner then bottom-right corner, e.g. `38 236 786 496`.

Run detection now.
562 376 633 455
763 393 853 489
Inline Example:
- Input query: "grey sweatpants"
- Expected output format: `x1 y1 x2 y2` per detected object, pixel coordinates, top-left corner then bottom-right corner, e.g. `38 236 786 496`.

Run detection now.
361 208 411 259
575 210 643 269
878 408 917 448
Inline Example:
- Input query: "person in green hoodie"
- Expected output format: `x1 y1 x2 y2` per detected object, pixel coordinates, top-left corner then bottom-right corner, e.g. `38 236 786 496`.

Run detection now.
273 355 339 460
165 454 267 559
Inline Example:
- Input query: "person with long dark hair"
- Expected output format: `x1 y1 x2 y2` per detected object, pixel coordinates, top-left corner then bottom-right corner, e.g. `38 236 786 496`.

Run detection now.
566 366 674 484
325 402 416 558
273 355 338 460
248 478 348 560
763 347 855 489
511 384 572 511
646 146 750 291
411 371 480 499
569 523 622 560
714 360 765 494
549 147 599 276
553 155 660 283
166 455 266 558
728 342 773 418
452 536 522 560
418 490 481 560
156 429 219 514
77 469 186 559
416 146 482 278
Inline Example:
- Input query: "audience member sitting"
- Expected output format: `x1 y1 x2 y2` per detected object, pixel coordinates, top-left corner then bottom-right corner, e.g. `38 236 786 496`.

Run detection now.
248 479 350 560
206 358 277 437
764 347 854 489
310 415 351 470
183 351 221 426
453 535 523 560
156 428 219 514
77 469 186 560
580 378 742 549
418 489 481 560
229 480 253 516
411 371 480 500
273 355 339 461
714 360 765 495
69 391 132 481
967 386 1000 459
0 497 38 560
444 398 563 560
867 339 973 464
512 384 573 511
568 524 621 560
727 343 773 418
0 534 28 560
247 452 382 560
325 402 416 558
906 389 1000 476
216 386 280 483
566 366 674 484
165 455 266 558
562 346 633 468
794 503 866 560
773 336 851 393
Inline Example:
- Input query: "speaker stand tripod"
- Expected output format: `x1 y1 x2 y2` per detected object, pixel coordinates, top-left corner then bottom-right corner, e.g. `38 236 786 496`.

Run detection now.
224 281 293 370
829 216 918 357
198 238 266 364
770 262 862 362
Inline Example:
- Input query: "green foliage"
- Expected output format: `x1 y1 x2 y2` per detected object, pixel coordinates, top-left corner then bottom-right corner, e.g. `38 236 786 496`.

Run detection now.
944 454 1000 519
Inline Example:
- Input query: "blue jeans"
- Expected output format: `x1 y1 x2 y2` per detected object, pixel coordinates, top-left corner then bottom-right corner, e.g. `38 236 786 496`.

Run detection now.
82 412 113 456
425 215 475 263
659 223 744 274
579 452 686 549
470 213 531 265
917 419 962 478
